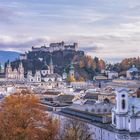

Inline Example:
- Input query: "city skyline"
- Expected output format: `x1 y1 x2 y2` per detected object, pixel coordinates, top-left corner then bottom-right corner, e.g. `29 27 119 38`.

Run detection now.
0 0 140 62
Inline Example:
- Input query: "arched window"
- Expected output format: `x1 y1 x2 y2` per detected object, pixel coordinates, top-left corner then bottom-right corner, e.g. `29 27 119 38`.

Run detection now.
104 98 110 103
114 116 116 124
122 99 125 109
97 109 101 113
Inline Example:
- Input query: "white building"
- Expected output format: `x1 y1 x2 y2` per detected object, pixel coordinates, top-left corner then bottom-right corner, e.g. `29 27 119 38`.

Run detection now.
27 57 62 83
126 65 139 79
112 88 140 133
6 62 25 81
108 71 119 79
53 88 140 140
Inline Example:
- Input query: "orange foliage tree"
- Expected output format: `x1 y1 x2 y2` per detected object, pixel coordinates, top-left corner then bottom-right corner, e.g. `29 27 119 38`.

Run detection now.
0 93 59 140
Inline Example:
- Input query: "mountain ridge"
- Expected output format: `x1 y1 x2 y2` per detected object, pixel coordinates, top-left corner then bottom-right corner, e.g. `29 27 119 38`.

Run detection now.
0 50 20 64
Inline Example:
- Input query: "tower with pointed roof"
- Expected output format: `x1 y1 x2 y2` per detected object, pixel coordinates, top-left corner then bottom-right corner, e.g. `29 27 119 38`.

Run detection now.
18 61 24 80
69 62 75 78
6 61 12 79
62 69 67 80
49 55 54 74
41 59 50 76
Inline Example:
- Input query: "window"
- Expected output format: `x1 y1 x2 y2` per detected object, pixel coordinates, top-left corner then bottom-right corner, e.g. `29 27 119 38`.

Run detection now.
114 116 116 124
122 99 125 109
122 94 125 98
97 109 101 113
104 109 107 112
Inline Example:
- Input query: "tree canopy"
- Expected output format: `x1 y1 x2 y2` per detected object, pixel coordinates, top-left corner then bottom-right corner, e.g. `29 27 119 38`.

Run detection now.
0 92 59 140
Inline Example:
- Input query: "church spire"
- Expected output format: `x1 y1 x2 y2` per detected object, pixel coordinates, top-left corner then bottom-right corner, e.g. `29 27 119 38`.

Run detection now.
69 62 75 77
49 55 54 74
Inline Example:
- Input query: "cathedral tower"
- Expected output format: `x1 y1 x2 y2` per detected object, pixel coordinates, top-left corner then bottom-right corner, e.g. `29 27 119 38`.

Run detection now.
18 61 24 80
49 55 54 74
6 61 12 79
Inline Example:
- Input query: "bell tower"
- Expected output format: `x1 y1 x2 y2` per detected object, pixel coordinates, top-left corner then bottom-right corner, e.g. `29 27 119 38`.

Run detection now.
116 89 128 114
69 62 75 77
112 88 129 130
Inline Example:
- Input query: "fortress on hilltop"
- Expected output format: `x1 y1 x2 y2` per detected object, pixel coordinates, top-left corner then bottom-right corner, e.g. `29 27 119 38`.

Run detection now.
31 41 78 53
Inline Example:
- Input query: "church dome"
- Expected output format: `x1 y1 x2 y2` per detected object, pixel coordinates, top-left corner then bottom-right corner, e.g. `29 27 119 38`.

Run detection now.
127 65 138 72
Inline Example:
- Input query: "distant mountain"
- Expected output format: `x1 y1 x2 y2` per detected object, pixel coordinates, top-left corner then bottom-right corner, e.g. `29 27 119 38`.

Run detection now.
0 50 20 64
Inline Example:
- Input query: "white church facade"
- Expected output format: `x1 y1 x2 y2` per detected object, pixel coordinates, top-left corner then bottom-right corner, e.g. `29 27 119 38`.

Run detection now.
112 88 140 134
27 57 63 83
6 62 24 81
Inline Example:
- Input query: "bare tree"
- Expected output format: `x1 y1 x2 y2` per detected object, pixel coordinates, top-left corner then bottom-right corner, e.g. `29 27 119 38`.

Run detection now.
58 118 94 140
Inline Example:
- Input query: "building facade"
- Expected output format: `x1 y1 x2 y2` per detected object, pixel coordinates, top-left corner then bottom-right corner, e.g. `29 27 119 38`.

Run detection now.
53 88 140 140
6 62 24 81
27 57 62 83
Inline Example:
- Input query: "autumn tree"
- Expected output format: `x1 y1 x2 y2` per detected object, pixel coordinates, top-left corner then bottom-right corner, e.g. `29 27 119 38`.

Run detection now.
98 59 106 70
67 75 76 82
78 76 85 82
59 118 94 140
0 92 59 140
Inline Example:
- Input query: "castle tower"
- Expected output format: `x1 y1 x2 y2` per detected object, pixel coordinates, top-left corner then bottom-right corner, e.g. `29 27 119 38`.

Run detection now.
49 55 54 74
18 61 24 80
112 88 129 130
74 42 78 51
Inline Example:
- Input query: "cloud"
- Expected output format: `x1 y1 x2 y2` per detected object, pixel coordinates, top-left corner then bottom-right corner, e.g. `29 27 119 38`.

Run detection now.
0 36 50 52
0 0 140 62
0 7 18 24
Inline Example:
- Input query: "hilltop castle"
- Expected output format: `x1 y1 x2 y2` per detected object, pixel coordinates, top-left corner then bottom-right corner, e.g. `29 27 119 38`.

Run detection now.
31 41 78 52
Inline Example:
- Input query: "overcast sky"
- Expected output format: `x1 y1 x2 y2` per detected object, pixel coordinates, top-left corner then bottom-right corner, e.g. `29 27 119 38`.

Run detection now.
0 0 140 62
